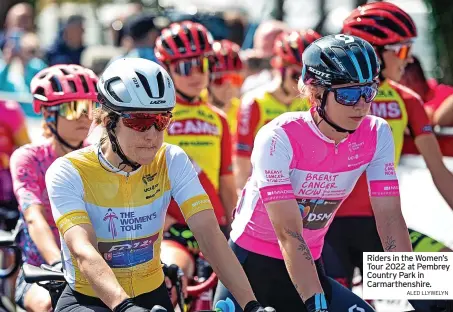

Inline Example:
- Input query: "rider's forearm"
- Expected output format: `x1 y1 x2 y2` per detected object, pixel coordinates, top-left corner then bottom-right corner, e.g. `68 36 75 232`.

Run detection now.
24 208 61 264
219 175 238 223
73 242 129 310
277 227 323 302
375 211 412 252
234 156 252 191
191 222 256 309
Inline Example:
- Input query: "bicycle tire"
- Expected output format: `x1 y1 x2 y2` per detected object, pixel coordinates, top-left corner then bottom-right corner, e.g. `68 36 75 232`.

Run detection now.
0 247 21 278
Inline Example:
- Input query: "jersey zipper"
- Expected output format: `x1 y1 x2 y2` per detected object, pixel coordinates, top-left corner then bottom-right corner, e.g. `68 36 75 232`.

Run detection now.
125 172 135 297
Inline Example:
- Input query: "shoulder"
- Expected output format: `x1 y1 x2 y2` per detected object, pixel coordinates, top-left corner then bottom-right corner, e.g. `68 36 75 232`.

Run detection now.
206 102 228 120
360 115 390 131
267 111 307 128
46 156 80 185
10 141 51 165
387 80 423 105
240 88 267 109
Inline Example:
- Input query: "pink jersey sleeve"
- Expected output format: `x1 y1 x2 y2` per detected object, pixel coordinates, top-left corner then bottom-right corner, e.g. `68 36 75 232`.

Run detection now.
366 118 400 197
9 146 46 211
251 126 295 203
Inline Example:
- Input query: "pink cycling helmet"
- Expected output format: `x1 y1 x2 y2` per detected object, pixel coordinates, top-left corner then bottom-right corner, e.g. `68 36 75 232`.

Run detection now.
31 64 98 113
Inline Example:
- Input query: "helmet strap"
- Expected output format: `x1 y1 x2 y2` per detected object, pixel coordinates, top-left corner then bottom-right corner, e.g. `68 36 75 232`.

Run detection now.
46 112 84 151
105 114 141 171
317 90 356 134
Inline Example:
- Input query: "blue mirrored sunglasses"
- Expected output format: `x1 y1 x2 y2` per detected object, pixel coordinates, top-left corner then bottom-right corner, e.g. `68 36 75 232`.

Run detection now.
328 84 378 106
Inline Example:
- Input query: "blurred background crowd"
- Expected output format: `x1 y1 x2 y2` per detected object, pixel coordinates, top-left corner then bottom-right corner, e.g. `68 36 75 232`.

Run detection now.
0 0 447 122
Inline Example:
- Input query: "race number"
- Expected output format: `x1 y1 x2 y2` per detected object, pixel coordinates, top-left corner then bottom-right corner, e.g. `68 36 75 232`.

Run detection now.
335 34 355 44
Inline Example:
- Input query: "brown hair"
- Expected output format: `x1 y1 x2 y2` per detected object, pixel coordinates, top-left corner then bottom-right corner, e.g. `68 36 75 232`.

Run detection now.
298 79 325 107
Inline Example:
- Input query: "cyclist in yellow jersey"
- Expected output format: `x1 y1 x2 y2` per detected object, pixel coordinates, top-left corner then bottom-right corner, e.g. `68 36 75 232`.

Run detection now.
46 58 272 312
206 39 244 138
154 22 239 285
234 30 318 190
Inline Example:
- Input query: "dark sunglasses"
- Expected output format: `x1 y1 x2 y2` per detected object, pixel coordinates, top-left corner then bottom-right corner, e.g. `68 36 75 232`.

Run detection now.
172 57 209 76
328 84 378 106
120 112 173 132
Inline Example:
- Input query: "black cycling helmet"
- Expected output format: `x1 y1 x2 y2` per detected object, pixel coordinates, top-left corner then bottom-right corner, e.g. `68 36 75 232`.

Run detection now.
301 34 380 134
302 34 380 87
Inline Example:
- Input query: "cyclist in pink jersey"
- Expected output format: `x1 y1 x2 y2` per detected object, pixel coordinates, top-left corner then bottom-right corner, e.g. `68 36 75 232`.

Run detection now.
214 34 412 312
9 64 98 312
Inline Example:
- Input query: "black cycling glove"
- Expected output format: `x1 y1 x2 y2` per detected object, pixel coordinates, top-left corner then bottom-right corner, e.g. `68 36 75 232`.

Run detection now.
113 298 150 312
243 300 276 312
305 293 329 312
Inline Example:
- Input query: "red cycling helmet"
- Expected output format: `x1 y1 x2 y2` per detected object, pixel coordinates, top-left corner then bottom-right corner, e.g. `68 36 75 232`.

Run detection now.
155 21 214 63
271 29 321 68
342 2 417 46
211 40 243 73
31 64 98 113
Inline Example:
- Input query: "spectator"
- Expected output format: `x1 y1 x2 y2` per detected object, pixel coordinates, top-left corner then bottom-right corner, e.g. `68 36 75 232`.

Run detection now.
239 19 288 94
45 14 85 66
0 32 46 112
0 2 35 50
121 13 164 62
400 56 453 126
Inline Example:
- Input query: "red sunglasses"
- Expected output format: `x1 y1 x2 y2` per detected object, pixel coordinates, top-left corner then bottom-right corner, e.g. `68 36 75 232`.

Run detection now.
172 57 210 76
120 112 173 132
211 73 244 87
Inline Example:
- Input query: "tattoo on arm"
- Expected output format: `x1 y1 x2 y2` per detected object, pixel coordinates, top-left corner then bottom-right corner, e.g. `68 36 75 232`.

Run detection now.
294 284 304 300
384 236 397 251
284 228 314 265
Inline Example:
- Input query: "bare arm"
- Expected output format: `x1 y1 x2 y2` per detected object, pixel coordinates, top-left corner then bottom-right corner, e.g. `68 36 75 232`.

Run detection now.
234 156 252 191
219 174 238 224
432 94 453 126
266 199 323 302
63 223 129 310
23 204 61 264
187 210 256 309
415 134 453 209
370 196 412 252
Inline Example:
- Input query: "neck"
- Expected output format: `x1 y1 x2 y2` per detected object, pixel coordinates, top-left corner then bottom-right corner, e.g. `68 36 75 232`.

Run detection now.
272 82 295 106
50 136 81 157
312 110 348 144
100 139 134 172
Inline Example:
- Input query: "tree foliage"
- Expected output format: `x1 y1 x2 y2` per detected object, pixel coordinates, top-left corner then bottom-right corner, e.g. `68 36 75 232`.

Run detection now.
423 0 453 84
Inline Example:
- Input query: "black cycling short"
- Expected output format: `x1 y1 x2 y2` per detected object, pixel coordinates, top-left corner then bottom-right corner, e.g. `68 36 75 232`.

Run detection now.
214 240 374 312
55 282 174 312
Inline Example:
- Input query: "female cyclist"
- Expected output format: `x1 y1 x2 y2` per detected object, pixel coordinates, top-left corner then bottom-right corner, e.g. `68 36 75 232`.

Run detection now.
207 39 244 137
9 64 98 312
45 57 271 312
320 3 453 311
154 21 237 284
234 29 318 190
215 34 411 312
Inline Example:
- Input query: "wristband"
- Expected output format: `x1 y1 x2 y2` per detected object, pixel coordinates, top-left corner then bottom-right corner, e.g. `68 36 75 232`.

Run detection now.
305 293 328 312
113 298 135 312
243 300 261 312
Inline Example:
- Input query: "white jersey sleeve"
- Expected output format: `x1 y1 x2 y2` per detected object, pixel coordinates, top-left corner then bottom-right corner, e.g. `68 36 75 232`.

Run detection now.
365 119 400 197
45 157 92 235
166 145 213 220
251 125 295 204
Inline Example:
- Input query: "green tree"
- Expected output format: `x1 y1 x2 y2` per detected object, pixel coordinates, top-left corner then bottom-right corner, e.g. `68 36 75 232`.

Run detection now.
423 0 453 84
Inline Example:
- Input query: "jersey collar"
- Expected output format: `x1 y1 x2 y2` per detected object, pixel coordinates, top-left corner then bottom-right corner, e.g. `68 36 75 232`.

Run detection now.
96 143 142 177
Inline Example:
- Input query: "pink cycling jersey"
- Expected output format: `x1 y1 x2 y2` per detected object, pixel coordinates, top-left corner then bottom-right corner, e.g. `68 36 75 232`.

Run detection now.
230 108 399 260
9 140 60 266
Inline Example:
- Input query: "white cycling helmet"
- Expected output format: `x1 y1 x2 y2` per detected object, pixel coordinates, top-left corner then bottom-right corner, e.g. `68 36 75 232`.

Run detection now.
97 58 176 112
